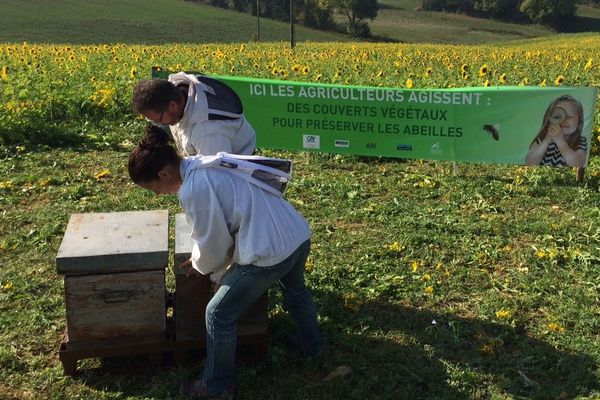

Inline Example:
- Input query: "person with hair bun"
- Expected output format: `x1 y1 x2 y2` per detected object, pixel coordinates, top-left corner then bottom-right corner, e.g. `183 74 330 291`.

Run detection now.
129 125 323 399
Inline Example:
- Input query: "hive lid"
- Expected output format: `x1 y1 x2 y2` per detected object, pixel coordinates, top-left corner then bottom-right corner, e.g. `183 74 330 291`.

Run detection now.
56 210 169 276
174 213 193 276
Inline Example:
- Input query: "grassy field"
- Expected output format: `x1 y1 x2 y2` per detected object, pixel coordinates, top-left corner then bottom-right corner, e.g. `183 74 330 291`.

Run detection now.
0 0 349 44
2 0 598 45
1 138 599 399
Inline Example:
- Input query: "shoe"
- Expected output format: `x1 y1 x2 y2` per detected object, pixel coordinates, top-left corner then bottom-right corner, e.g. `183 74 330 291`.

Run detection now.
179 379 234 399
285 333 326 359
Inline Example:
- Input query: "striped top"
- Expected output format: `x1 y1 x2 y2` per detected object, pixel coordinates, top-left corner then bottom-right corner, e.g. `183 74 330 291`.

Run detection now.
539 136 587 167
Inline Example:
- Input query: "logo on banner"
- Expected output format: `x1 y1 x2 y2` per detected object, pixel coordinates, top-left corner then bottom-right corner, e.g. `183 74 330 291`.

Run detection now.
303 135 320 149
430 142 442 155
396 144 413 151
335 140 350 148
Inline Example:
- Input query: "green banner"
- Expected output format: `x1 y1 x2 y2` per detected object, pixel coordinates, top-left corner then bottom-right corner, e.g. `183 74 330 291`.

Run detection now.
152 70 597 167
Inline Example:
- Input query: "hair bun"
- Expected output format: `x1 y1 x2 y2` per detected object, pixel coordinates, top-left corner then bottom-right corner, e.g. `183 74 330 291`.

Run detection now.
140 125 171 149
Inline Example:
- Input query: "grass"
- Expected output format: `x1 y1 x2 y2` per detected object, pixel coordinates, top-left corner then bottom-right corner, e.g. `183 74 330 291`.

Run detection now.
0 128 599 398
0 0 350 44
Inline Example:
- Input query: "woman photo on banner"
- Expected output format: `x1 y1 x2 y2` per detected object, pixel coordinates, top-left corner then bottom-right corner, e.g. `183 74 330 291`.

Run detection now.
525 95 588 168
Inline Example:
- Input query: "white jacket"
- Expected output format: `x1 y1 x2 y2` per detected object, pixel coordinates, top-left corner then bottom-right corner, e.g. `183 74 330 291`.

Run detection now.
168 72 256 156
178 155 310 282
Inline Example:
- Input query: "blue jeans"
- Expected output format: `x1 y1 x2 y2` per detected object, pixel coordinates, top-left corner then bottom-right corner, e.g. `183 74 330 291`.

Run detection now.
202 240 322 395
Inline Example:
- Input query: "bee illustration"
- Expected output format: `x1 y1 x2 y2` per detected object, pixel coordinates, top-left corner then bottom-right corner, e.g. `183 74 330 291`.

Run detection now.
483 124 500 141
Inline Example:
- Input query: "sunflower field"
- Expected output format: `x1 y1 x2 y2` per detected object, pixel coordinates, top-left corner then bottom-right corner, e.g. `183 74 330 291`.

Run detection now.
1 34 599 153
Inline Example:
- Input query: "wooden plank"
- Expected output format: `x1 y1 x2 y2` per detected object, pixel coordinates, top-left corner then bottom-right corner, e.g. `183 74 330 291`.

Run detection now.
59 331 174 376
56 210 168 276
175 274 212 339
63 331 167 352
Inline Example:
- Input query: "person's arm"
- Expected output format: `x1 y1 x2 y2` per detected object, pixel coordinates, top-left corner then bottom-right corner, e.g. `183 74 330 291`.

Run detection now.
525 133 552 166
181 189 234 276
552 136 587 167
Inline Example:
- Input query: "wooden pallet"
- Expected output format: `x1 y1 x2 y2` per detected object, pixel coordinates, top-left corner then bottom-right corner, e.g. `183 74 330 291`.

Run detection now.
58 318 269 375
58 330 172 376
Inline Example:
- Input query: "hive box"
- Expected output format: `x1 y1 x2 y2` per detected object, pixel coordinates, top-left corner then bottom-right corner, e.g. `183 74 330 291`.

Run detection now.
174 213 268 341
56 210 169 344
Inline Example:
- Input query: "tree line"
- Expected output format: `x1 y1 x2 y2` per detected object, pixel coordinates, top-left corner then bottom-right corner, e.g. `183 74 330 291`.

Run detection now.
186 0 596 37
422 0 590 28
185 0 378 38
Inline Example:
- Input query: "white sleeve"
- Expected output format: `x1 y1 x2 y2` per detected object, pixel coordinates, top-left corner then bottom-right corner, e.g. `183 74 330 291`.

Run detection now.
190 124 233 155
183 190 234 276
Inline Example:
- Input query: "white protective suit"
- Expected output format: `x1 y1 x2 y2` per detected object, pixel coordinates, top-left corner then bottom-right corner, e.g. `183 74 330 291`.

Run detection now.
168 72 256 156
178 153 309 283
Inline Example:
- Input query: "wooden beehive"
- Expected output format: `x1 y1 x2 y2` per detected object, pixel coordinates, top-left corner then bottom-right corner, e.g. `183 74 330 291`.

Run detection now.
174 213 268 341
56 210 169 344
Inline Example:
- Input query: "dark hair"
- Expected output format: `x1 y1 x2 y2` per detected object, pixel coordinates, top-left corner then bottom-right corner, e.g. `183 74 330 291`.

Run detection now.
132 79 182 114
128 125 181 184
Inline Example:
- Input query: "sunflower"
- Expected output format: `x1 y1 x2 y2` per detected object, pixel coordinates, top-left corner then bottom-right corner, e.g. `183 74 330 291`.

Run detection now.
554 75 565 85
479 64 489 77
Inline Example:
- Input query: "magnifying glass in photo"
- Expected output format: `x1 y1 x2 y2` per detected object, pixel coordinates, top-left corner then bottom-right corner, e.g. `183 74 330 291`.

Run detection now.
549 106 567 125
